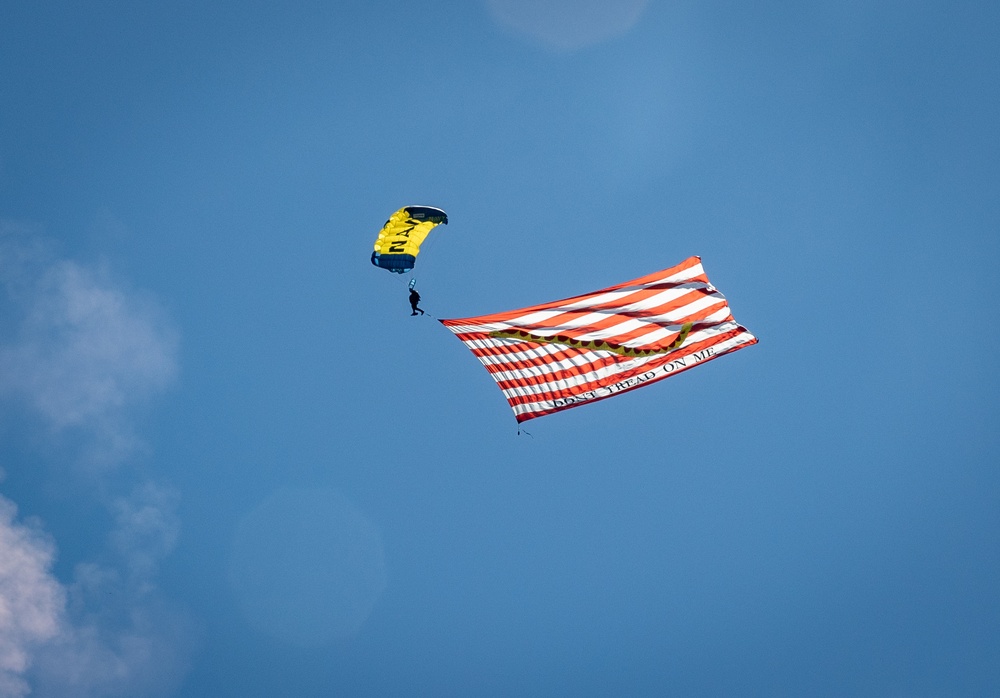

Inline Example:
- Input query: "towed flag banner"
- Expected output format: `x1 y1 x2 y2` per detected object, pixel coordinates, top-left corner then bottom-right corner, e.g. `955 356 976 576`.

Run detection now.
441 256 757 422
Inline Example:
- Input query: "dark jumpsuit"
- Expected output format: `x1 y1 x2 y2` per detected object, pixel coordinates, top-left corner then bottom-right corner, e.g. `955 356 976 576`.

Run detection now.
409 289 424 315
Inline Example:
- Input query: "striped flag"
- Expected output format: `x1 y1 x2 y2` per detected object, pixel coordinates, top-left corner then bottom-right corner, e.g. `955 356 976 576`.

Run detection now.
440 256 757 423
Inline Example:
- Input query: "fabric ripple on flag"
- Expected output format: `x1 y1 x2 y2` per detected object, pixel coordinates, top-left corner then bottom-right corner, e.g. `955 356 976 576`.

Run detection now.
440 256 757 423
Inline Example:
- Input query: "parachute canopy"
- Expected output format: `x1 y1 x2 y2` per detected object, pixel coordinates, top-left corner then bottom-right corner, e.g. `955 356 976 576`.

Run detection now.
440 256 757 422
371 206 448 274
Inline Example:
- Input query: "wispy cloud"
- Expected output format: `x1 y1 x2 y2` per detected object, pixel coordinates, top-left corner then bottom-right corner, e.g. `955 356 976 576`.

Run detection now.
30 483 194 698
108 483 180 587
0 497 64 698
0 222 177 468
0 222 194 697
0 487 193 698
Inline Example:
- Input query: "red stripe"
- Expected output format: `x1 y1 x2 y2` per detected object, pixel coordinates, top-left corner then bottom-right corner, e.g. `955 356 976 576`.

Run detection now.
492 328 748 401
451 292 724 350
511 332 759 422
523 284 714 325
440 258 756 422
453 297 729 360
441 257 706 326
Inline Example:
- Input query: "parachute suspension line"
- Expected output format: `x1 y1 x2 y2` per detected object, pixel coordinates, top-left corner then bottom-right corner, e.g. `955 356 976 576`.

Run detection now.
517 424 533 438
389 270 435 318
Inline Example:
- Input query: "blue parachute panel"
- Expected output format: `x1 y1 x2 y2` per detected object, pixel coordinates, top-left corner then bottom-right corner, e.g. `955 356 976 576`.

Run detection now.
371 251 416 274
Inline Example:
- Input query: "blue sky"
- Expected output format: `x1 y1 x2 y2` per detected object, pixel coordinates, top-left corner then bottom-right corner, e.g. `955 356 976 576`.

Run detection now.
1 1 998 696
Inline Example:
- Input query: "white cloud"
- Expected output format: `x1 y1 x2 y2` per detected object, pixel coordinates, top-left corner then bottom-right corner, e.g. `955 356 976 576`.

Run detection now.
0 495 65 698
0 223 193 696
0 224 177 468
109 483 180 586
0 485 193 698
30 601 194 698
485 0 650 52
29 483 193 698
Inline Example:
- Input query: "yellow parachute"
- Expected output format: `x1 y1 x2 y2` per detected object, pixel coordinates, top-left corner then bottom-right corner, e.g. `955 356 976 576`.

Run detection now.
370 206 448 274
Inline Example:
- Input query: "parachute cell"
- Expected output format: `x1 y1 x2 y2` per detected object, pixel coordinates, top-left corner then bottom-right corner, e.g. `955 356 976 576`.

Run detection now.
371 206 448 274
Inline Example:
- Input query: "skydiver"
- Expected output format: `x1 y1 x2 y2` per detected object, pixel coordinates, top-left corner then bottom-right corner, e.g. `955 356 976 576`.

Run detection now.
409 287 425 316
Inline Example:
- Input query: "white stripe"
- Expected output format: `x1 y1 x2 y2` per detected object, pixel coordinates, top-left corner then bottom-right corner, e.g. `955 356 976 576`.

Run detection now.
571 318 652 342
445 321 515 334
636 302 732 328
488 289 725 337
539 265 704 312
508 330 757 416
486 350 623 383
499 356 654 400
486 324 749 397
607 282 714 314
616 293 726 324
462 338 573 364
508 278 710 319
616 325 692 348
464 319 744 375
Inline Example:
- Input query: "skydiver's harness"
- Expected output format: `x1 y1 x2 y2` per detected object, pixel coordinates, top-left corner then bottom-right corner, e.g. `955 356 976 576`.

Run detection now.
390 275 435 318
